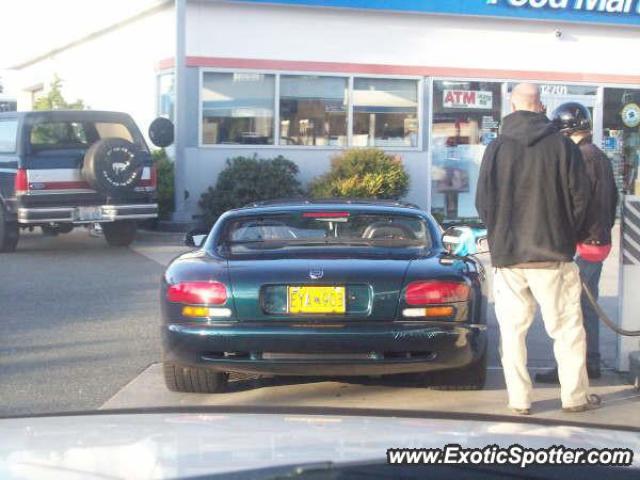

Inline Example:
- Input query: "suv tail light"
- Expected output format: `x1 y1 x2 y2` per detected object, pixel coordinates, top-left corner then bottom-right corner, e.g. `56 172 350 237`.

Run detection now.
405 281 470 305
149 165 157 189
167 281 227 305
139 166 157 189
14 168 28 193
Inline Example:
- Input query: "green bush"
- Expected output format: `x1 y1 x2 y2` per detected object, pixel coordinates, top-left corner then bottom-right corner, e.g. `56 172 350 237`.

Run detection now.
199 154 303 226
152 149 175 220
309 148 409 200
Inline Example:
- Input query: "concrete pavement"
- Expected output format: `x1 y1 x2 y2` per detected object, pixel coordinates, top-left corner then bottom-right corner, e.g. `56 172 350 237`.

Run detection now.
0 229 185 416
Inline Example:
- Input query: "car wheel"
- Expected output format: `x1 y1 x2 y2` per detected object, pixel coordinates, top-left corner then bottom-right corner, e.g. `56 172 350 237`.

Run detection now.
103 221 137 247
425 347 487 391
163 362 228 393
0 207 19 253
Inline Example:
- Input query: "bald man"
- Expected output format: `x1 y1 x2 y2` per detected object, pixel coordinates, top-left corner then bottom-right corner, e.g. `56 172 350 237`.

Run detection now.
476 83 599 415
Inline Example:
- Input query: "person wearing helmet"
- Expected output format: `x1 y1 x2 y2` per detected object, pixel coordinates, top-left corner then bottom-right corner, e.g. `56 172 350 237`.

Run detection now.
536 102 619 384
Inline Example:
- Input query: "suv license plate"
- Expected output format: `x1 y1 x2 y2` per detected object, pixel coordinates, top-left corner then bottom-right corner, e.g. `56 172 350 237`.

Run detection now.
76 206 103 221
288 286 346 314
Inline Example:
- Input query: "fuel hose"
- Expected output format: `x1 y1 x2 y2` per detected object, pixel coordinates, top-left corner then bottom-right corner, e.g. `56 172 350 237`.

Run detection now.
582 282 640 337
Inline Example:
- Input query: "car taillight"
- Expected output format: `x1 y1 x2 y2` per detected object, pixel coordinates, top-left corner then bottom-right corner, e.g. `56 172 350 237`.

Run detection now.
405 281 470 305
14 168 28 193
167 281 227 305
149 165 157 189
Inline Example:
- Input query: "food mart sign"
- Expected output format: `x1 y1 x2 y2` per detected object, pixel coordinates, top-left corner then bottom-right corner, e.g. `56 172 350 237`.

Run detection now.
236 0 640 27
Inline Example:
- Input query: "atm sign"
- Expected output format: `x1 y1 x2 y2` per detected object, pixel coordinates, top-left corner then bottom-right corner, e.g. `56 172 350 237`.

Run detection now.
443 90 493 109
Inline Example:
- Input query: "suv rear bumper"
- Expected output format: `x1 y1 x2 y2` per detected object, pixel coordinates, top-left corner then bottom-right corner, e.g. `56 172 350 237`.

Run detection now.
17 203 158 224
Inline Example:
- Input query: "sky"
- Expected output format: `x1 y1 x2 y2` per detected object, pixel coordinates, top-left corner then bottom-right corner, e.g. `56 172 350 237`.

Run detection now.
0 0 162 80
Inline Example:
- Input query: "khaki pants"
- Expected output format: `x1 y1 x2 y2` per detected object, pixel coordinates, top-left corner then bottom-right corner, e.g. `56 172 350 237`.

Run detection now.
493 262 589 409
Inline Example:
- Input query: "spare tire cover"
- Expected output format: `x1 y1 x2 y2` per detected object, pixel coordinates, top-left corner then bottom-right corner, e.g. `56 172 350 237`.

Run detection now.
82 138 144 196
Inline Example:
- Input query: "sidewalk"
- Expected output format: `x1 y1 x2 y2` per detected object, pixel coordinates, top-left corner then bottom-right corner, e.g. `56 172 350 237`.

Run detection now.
101 365 640 429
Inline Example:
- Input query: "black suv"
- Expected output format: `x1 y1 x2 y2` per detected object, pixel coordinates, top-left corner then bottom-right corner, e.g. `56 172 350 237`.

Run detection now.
0 110 173 251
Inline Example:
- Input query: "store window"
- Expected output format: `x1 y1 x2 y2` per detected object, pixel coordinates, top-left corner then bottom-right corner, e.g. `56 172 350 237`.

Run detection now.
0 119 18 153
157 72 175 121
430 80 502 222
201 72 275 145
353 78 419 148
603 88 640 197
280 75 348 146
504 83 598 122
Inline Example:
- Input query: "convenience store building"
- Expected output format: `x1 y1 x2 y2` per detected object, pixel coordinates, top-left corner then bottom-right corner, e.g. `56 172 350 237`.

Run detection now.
10 0 640 222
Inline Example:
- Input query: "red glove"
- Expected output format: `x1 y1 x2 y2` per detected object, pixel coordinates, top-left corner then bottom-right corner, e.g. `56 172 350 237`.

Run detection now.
576 243 611 263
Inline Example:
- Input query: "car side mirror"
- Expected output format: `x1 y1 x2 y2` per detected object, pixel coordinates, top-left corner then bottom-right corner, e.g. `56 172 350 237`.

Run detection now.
149 117 174 148
185 229 208 248
442 225 488 257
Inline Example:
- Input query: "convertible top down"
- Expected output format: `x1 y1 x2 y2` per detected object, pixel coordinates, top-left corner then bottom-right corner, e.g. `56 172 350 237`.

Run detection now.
161 200 488 393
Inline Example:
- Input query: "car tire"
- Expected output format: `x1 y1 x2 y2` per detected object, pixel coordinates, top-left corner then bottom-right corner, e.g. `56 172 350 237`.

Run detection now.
163 362 228 393
0 207 19 253
103 221 137 247
425 346 487 391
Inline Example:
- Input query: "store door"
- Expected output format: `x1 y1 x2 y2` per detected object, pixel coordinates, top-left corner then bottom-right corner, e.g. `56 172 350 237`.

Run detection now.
430 80 503 223
430 81 602 223
503 83 601 143
502 82 602 138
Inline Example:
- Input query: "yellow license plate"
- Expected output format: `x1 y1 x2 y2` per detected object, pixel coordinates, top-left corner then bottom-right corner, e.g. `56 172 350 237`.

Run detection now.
288 286 346 314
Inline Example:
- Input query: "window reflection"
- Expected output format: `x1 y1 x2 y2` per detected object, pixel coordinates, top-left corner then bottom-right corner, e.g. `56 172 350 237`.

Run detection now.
280 75 348 146
157 72 175 122
353 78 418 148
202 72 275 145
431 81 502 222
603 88 640 197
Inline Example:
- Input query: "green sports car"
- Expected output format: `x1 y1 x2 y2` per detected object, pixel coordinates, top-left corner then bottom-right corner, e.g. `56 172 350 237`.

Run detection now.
161 200 488 393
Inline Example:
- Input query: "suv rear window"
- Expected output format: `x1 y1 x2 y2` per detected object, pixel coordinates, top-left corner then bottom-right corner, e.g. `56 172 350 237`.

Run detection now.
29 120 136 150
221 211 432 255
0 119 18 153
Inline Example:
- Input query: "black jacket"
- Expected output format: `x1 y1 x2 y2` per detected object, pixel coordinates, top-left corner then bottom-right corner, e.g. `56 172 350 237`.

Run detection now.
578 137 618 245
475 111 591 268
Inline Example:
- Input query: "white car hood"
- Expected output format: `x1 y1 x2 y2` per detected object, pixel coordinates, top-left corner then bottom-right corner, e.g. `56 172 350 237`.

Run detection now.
0 411 638 479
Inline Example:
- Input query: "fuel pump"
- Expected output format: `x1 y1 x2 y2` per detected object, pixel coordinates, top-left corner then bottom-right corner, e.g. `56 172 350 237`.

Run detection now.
618 195 640 388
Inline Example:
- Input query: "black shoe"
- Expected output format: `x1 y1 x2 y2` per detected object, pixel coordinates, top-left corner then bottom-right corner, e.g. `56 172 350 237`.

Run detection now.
535 368 559 384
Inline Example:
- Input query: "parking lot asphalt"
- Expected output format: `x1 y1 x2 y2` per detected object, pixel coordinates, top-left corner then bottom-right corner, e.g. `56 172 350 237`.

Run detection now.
0 228 183 417
1 226 636 427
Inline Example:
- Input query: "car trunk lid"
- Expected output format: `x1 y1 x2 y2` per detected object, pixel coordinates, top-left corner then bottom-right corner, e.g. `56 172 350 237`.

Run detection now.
228 256 412 321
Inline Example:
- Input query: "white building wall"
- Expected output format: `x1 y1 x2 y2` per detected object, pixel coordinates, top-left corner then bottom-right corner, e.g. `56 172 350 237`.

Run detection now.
14 6 175 143
186 2 640 77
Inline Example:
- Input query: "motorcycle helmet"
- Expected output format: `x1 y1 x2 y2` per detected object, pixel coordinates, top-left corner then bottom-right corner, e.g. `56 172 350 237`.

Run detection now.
551 102 592 134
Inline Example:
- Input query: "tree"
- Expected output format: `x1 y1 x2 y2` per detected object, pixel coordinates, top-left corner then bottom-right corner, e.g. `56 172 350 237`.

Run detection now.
33 75 85 111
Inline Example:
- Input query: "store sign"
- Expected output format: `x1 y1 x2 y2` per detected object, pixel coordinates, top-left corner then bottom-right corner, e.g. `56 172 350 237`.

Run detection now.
443 90 493 109
235 0 640 27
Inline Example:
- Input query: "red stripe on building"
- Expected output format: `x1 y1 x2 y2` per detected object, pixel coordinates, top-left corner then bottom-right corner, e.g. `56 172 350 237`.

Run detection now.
157 56 640 86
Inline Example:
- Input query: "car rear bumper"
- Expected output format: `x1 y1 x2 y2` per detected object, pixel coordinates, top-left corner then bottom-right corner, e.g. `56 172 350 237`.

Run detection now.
163 322 487 376
17 203 158 224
